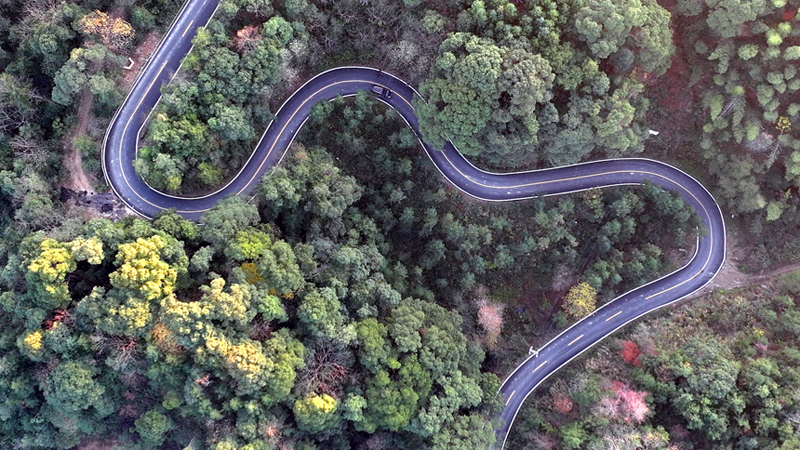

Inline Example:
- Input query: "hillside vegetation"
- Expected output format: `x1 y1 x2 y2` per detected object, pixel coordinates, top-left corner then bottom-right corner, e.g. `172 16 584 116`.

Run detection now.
0 0 798 449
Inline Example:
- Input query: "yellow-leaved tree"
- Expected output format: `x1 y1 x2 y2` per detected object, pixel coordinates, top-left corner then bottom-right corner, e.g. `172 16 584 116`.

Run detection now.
110 235 176 300
197 328 304 400
70 236 104 264
78 235 177 337
293 393 340 433
562 282 597 319
26 239 76 310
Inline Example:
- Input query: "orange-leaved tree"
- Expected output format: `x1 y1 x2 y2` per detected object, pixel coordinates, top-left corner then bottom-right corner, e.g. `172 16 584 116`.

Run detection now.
79 10 134 51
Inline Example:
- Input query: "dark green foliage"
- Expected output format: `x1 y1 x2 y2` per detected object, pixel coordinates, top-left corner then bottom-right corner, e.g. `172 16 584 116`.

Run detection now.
135 8 302 194
299 94 700 303
416 0 670 167
0 136 505 448
200 196 260 249
134 410 173 449
43 361 112 416
574 0 674 74
673 0 800 242
416 33 556 163
51 44 125 108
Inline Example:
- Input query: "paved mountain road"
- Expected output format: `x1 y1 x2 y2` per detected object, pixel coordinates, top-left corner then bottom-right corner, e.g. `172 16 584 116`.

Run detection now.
101 0 726 447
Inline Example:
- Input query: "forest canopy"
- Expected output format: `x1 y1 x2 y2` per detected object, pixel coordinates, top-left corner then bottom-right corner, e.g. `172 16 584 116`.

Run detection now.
0 0 797 448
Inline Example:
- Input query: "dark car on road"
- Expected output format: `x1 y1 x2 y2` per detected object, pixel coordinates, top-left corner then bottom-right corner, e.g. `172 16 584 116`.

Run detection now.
371 85 393 99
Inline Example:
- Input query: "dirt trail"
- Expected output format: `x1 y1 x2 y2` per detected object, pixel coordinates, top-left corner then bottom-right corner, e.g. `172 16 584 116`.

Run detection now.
712 258 800 288
62 31 162 197
63 88 97 195
695 230 800 295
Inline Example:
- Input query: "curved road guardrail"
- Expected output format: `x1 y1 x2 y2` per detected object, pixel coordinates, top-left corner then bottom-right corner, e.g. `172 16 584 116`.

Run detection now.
101 0 726 447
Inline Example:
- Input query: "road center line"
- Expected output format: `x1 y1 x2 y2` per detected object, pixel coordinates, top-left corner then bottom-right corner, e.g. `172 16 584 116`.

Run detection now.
567 335 584 346
605 311 622 322
505 390 516 406
182 20 195 37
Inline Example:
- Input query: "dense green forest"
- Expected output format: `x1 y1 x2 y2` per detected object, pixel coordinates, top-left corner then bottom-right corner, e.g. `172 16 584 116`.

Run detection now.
1 0 800 449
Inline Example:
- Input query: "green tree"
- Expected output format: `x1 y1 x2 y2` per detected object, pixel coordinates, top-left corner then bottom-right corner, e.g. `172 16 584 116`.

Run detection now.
201 196 260 249
15 1 81 77
224 227 272 262
430 414 496 450
355 317 396 373
574 0 674 75
417 33 558 163
207 103 254 142
297 287 352 343
358 357 430 432
633 0 675 75
134 410 172 449
0 73 45 133
705 0 767 38
153 209 198 240
575 0 642 59
416 33 502 156
645 337 743 441
51 45 124 107
260 144 363 230
43 361 111 417
255 240 304 296
147 113 209 163
560 421 590 449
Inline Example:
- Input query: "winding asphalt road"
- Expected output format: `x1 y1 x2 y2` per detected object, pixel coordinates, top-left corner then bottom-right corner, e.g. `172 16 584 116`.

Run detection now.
101 0 727 447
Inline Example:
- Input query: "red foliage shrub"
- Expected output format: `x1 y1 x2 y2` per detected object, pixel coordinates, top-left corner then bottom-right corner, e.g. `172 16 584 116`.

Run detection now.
476 296 504 348
607 381 650 423
552 392 574 414
620 340 641 367
233 25 262 53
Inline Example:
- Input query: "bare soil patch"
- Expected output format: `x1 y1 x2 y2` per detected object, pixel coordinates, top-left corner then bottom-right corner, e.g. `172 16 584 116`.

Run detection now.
693 226 800 296
120 31 162 91
63 89 97 195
